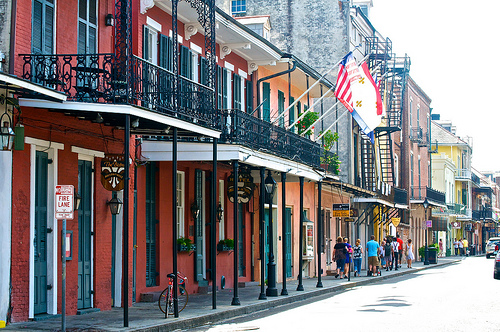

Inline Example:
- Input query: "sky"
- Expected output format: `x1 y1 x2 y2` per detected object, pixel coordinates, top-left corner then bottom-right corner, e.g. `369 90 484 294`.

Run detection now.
369 0 500 172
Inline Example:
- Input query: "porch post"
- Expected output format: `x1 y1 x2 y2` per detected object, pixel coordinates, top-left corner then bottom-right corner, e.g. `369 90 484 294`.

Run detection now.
316 181 323 287
297 176 304 291
172 127 179 317
281 172 288 295
231 160 240 305
123 114 130 326
258 167 267 300
211 138 217 309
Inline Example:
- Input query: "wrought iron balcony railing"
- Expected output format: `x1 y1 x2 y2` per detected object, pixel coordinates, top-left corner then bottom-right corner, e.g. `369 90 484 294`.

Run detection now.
21 53 216 128
220 109 321 168
409 127 423 143
472 209 497 221
455 168 472 181
394 187 408 205
410 186 446 205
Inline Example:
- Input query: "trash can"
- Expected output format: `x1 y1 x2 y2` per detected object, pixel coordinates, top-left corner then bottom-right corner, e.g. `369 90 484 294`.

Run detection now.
429 247 438 264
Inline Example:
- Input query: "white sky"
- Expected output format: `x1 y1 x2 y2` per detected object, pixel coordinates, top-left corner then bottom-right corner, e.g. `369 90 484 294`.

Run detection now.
369 0 500 172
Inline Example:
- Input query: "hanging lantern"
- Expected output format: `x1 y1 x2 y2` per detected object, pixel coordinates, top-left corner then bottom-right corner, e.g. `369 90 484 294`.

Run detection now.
0 112 15 151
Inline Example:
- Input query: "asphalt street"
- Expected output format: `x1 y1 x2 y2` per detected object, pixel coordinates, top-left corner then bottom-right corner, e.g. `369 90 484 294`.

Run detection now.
187 256 500 332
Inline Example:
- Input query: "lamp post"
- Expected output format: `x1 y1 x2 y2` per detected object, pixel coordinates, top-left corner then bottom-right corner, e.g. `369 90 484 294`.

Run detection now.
264 170 278 296
423 198 430 265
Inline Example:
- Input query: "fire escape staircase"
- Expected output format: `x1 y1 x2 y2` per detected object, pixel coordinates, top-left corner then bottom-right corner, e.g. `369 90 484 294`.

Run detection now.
361 136 376 192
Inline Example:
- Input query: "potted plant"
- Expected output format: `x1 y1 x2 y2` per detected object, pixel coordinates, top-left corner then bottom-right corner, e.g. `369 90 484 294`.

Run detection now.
319 130 341 175
217 238 234 251
296 111 319 137
177 237 195 252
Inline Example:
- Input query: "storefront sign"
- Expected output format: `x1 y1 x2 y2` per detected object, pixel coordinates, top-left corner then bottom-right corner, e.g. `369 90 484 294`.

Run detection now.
391 217 401 227
101 154 125 191
55 185 74 220
332 203 350 217
426 220 432 228
227 170 254 203
451 221 461 229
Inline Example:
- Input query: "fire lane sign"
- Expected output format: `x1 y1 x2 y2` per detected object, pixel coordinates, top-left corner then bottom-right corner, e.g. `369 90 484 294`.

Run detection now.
55 185 74 220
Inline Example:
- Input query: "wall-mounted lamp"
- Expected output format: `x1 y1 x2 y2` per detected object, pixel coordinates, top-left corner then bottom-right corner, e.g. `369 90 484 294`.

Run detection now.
216 203 224 222
74 193 82 211
0 111 15 151
107 196 123 215
191 201 200 220
105 14 114 27
264 170 277 202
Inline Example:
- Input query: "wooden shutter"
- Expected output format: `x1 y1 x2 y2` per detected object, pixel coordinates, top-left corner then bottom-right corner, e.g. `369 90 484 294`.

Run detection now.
246 80 253 113
143 25 150 60
145 163 158 287
262 82 270 122
233 73 241 110
159 33 173 71
278 90 285 127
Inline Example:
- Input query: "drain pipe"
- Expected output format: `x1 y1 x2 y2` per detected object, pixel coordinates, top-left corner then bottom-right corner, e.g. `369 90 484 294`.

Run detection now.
252 53 296 118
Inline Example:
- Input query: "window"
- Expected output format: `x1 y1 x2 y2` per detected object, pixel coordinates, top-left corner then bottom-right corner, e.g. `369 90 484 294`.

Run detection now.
231 0 246 15
410 153 414 196
176 171 185 238
78 0 97 54
233 73 242 111
246 80 253 113
409 99 413 128
32 0 54 54
143 25 158 64
222 68 231 110
219 180 225 240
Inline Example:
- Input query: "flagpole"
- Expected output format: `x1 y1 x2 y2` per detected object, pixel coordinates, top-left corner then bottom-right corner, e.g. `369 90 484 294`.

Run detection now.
300 99 341 136
287 88 335 130
272 45 362 126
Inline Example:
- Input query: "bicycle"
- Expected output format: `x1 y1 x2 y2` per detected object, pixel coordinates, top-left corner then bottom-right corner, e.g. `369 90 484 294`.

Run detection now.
158 272 189 315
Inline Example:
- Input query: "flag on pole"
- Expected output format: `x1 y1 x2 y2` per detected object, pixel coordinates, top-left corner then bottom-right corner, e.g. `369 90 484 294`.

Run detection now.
334 53 383 143
334 52 360 112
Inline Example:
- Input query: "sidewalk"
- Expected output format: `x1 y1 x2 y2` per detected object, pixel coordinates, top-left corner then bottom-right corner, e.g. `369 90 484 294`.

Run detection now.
4 257 463 332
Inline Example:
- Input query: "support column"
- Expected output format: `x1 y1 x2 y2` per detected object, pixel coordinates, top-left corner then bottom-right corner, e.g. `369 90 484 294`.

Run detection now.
258 167 267 300
316 181 323 288
231 160 240 305
172 128 179 317
266 171 278 297
281 172 288 296
297 176 304 291
123 114 130 326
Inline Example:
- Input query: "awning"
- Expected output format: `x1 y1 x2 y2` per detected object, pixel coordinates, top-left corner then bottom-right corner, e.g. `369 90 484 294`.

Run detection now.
431 217 448 231
0 72 67 102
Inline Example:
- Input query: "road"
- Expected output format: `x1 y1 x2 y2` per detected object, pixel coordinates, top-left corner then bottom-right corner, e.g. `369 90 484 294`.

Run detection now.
186 256 500 332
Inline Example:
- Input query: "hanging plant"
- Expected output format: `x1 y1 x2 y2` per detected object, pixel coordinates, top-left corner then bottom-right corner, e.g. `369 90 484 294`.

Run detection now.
319 130 341 175
296 111 318 136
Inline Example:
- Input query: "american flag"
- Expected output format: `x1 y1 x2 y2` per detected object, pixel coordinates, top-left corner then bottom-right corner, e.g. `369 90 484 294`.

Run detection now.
334 52 361 113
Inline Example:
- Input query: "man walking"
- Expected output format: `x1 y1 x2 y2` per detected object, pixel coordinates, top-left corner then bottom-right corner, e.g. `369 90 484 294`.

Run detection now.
463 238 469 256
366 235 380 277
396 234 404 268
454 238 459 255
392 236 399 270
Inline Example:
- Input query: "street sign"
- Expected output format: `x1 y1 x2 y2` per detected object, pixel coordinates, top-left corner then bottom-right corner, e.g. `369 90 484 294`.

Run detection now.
344 217 355 222
426 220 432 228
55 185 74 220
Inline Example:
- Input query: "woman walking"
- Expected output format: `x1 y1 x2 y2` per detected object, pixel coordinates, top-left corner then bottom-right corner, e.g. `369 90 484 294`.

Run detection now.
344 237 353 278
406 239 415 268
384 238 393 271
353 239 363 277
333 236 347 279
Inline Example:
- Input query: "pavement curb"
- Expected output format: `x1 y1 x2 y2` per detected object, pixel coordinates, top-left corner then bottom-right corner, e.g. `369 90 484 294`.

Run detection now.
133 259 461 332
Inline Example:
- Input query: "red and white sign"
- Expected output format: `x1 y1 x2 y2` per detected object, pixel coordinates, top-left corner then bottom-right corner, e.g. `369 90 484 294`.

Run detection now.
55 185 74 220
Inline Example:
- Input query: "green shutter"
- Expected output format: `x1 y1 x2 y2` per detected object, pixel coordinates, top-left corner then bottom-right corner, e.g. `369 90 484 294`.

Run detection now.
278 90 285 128
216 66 222 110
233 73 241 110
145 163 157 287
159 33 173 71
200 57 207 85
194 169 204 282
222 68 228 110
289 97 295 133
143 25 150 60
32 0 54 54
246 80 253 113
262 82 270 122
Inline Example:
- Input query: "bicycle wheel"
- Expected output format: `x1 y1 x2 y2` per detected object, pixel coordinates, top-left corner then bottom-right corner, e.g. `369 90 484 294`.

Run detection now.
158 285 188 315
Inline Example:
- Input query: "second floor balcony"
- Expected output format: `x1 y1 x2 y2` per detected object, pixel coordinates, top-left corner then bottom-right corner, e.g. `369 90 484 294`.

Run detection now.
410 186 446 206
456 168 472 181
447 203 472 218
21 53 217 129
472 208 497 221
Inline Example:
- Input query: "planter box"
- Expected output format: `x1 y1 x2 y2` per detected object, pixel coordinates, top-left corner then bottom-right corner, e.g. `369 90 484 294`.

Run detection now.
177 244 196 252
217 243 234 251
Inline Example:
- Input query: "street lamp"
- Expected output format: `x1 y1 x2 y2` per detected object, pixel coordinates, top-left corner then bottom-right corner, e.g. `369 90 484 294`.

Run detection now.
107 196 123 215
0 111 15 151
264 170 278 296
423 198 430 265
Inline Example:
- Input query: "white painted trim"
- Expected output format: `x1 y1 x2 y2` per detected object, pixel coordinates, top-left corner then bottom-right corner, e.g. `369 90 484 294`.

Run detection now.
0 152 12 322
0 73 67 101
19 99 221 138
168 30 183 43
190 42 202 54
238 69 248 79
146 16 162 32
224 61 234 71
25 137 64 150
71 146 105 158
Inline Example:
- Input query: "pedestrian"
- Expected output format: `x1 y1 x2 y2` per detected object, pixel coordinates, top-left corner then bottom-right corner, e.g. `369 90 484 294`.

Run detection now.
384 238 393 271
353 239 363 277
439 239 444 257
380 240 386 270
366 235 380 277
344 237 353 277
458 238 464 256
392 236 399 270
333 236 347 279
463 238 469 256
406 239 415 268
454 238 459 255
396 234 404 268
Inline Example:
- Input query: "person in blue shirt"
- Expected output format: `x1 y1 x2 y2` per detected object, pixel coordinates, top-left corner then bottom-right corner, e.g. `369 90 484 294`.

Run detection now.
366 235 380 276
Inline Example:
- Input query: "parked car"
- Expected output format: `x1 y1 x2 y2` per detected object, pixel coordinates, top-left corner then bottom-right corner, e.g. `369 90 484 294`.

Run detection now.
494 251 500 280
486 237 500 258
